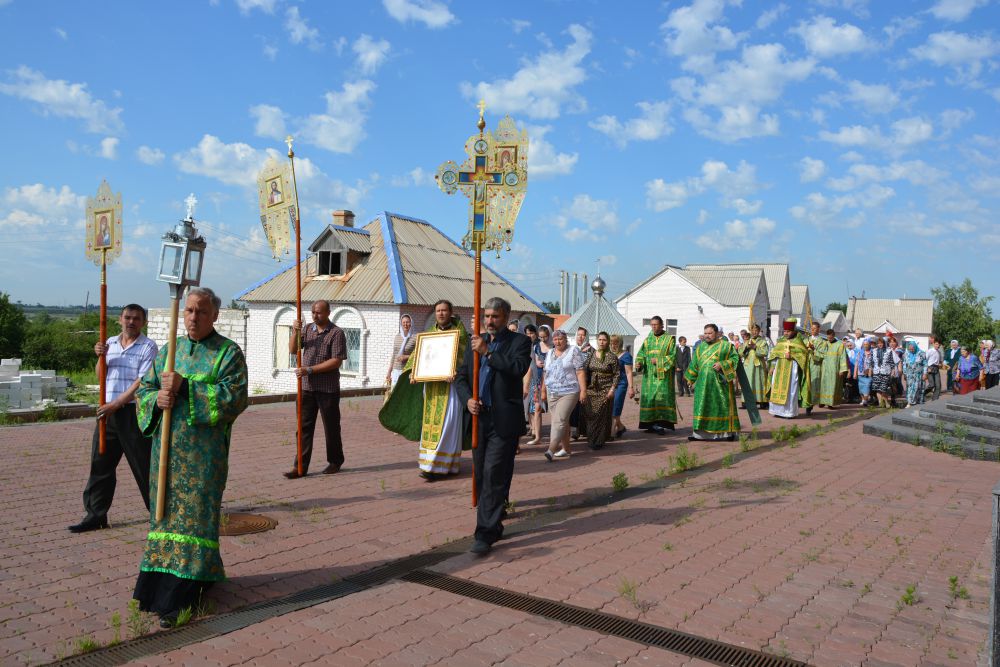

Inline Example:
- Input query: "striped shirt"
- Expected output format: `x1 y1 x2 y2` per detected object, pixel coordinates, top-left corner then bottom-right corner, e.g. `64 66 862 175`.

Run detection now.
105 334 158 403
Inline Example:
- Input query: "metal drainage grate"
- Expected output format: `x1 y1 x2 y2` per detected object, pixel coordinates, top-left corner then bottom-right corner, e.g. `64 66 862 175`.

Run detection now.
402 569 811 667
219 512 278 536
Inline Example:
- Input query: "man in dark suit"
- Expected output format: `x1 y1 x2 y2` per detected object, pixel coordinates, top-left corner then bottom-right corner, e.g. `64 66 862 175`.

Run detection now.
675 336 692 397
454 296 532 556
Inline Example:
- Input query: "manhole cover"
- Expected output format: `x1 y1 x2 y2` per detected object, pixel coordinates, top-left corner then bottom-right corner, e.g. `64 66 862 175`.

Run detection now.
219 512 278 536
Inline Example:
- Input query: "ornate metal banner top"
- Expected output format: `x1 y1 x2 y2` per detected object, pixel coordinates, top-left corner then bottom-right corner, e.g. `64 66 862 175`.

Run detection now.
436 101 528 254
256 149 297 260
85 180 123 265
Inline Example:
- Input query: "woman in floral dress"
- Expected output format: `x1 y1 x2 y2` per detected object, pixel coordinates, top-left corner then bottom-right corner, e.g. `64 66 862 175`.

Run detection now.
583 332 620 450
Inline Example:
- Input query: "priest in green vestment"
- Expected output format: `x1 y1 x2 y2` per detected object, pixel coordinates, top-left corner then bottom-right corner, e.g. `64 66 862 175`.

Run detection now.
740 324 769 409
684 323 740 441
633 316 677 435
379 300 470 480
817 329 848 407
133 288 248 627
767 319 812 418
807 321 824 410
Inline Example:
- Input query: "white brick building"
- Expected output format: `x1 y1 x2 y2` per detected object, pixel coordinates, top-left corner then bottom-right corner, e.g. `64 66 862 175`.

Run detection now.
234 210 548 394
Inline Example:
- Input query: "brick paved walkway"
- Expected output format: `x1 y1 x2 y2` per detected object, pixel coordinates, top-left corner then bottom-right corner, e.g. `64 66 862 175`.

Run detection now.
0 396 995 665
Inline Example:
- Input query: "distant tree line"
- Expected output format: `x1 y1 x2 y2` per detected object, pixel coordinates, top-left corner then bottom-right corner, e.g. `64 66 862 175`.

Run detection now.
0 292 106 371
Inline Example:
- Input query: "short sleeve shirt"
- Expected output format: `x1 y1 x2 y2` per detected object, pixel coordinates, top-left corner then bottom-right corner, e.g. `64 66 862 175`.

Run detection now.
544 346 585 395
105 334 158 403
301 323 347 393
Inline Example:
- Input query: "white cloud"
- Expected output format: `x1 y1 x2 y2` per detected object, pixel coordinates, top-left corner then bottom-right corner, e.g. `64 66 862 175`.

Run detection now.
554 194 619 242
98 137 118 160
250 103 287 140
843 80 899 114
825 160 946 191
661 0 743 73
511 19 531 34
523 125 577 178
910 31 1000 80
253 80 374 154
285 7 322 50
136 145 165 165
262 42 278 60
695 217 776 251
929 0 988 22
235 0 278 13
799 157 826 182
0 66 124 135
0 183 85 229
598 254 618 267
940 108 975 133
789 184 896 227
390 167 435 187
353 35 390 75
755 4 787 30
646 159 760 212
670 43 814 141
589 101 673 148
382 0 455 29
883 16 922 47
54 27 68 40
461 24 591 120
971 174 1000 194
818 116 934 153
792 16 873 57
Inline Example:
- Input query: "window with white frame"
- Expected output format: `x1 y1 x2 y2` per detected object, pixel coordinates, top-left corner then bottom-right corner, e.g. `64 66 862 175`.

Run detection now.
665 318 678 336
274 308 296 369
333 308 362 373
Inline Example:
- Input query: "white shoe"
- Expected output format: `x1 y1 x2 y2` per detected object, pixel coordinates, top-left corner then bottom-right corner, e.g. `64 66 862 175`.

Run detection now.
553 449 571 458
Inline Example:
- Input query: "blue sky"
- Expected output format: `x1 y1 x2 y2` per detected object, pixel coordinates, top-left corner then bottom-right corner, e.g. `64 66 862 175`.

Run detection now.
1 0 999 313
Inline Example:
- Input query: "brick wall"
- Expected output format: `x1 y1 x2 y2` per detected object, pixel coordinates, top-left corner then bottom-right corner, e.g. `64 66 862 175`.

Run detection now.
147 308 248 352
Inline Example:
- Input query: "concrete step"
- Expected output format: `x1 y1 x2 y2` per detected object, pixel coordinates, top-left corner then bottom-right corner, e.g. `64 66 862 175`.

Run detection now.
892 410 1000 448
974 392 1000 406
944 400 1000 421
921 406 1000 433
863 417 1000 461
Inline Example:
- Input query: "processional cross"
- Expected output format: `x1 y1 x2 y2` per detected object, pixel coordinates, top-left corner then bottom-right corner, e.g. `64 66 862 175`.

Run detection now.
435 101 529 506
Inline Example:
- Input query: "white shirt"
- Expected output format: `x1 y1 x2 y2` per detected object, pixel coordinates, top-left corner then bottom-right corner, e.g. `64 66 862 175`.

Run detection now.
104 333 158 403
925 347 941 367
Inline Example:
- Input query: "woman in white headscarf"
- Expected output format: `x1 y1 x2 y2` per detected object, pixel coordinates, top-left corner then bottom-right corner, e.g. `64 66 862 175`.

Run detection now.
386 314 416 387
983 340 1000 389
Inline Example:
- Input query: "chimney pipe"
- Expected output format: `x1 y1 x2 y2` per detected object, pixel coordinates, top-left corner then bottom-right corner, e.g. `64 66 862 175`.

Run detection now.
572 273 579 315
332 210 355 228
583 274 589 304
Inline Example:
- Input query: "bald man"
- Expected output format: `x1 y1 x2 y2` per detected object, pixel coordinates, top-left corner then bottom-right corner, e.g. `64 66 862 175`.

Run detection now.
284 299 348 478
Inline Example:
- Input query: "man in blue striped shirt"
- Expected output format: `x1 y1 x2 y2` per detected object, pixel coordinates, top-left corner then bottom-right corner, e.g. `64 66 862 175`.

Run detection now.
69 304 158 533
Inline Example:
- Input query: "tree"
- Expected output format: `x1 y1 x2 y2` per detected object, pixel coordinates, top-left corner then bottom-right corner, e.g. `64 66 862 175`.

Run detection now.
21 311 100 371
541 300 560 314
0 293 27 359
931 279 994 350
823 301 847 316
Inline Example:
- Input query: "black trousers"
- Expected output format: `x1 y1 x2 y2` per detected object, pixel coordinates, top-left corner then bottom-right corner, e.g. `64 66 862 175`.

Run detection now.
987 373 1000 390
927 368 941 400
473 409 518 545
676 371 689 396
82 407 151 521
295 390 343 472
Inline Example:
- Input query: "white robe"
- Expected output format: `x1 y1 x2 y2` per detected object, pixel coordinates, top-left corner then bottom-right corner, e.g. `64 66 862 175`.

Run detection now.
769 361 800 419
418 383 463 474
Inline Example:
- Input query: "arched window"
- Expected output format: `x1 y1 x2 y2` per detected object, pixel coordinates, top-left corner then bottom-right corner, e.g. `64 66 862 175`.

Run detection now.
332 307 362 373
273 307 296 369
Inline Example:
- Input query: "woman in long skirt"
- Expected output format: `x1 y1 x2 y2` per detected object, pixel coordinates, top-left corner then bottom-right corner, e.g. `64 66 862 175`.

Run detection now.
583 332 620 450
609 334 633 439
955 346 983 395
854 338 873 406
870 338 895 408
901 340 928 407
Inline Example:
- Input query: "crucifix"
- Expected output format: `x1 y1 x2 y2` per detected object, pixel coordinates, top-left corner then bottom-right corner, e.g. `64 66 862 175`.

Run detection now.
436 101 529 507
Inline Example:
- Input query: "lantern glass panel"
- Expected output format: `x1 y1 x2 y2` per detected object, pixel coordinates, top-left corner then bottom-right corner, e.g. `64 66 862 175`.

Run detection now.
185 248 203 285
158 243 186 284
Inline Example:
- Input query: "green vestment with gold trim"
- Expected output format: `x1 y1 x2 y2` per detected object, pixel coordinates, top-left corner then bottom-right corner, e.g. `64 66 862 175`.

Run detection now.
135 331 248 584
684 338 740 433
818 339 848 405
740 335 769 404
767 336 812 407
808 334 824 405
634 331 677 427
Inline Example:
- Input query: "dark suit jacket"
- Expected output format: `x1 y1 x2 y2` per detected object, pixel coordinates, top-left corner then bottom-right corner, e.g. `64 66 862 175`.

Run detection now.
455 329 532 440
675 345 692 372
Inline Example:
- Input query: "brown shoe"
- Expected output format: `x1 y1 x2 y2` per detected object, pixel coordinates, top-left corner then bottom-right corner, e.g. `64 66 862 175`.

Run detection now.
322 464 341 475
283 469 304 479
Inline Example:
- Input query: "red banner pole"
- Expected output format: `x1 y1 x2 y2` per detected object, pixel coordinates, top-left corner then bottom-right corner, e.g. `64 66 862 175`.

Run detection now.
288 143 304 477
98 249 107 455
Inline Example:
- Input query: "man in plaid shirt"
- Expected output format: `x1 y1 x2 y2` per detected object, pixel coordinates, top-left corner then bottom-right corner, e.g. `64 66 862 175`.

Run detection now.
284 300 348 478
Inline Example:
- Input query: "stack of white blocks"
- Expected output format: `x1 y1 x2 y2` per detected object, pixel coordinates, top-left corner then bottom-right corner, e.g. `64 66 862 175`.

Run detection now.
0 359 68 409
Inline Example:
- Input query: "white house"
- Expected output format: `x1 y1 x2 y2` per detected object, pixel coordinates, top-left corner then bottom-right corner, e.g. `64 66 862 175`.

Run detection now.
235 210 547 394
820 309 849 338
790 284 814 328
846 297 934 349
614 265 769 345
685 263 791 340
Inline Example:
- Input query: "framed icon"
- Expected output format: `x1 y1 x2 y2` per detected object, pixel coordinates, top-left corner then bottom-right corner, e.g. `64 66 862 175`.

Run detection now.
412 329 461 382
93 209 114 249
265 176 284 207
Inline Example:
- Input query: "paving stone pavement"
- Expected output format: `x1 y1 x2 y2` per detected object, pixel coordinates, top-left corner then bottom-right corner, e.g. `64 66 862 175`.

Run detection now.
0 396 996 666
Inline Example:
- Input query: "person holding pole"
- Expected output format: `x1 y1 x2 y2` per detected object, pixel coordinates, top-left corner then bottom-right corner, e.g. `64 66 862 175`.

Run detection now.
132 287 247 627
68 304 157 533
283 299 347 479
454 297 531 556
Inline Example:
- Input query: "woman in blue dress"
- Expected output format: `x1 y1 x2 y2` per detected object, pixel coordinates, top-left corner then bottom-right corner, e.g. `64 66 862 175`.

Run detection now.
610 334 634 439
524 325 552 446
901 340 928 407
853 338 873 406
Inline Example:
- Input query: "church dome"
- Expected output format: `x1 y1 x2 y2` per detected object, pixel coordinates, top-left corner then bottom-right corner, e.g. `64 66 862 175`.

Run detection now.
591 275 606 296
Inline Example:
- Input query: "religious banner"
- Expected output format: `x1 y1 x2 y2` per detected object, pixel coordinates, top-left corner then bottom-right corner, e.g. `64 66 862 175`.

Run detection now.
85 180 123 265
436 102 528 256
256 156 296 259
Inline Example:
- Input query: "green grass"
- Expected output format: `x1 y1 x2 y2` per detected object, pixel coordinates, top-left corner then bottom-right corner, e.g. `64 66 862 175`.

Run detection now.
611 472 629 492
74 636 100 654
721 451 734 467
949 576 970 600
668 445 701 474
899 584 919 607
64 369 100 405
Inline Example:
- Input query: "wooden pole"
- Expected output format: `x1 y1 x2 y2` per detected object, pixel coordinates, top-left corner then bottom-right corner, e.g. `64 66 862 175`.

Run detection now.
155 295 180 522
471 235 482 508
98 249 108 455
288 144 304 476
